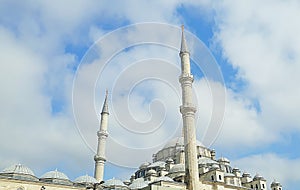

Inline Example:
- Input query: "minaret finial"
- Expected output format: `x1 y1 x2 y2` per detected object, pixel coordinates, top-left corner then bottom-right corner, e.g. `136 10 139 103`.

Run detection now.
180 24 189 54
101 90 109 114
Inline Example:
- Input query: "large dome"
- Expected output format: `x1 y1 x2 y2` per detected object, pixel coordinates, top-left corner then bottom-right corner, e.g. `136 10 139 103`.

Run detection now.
2 164 35 176
163 137 204 149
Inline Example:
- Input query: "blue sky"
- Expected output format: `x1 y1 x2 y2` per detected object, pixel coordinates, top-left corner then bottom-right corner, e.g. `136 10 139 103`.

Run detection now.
0 1 300 189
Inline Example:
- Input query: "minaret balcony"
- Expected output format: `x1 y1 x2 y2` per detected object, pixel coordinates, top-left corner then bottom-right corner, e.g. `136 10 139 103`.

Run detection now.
180 105 197 114
94 155 106 162
97 130 108 138
179 75 194 83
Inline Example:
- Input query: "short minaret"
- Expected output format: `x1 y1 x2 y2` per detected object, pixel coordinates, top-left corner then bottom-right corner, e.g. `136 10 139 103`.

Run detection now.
94 90 109 182
179 25 200 190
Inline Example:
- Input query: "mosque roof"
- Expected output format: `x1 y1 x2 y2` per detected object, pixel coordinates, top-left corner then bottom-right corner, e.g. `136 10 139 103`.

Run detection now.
129 178 148 189
2 164 35 176
198 157 218 165
253 174 266 181
74 174 98 184
163 137 204 149
169 164 185 173
147 169 157 175
218 157 230 163
148 161 165 168
41 169 69 180
103 178 127 187
154 176 174 182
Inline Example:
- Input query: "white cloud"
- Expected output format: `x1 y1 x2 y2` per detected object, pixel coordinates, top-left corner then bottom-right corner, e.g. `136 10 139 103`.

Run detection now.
233 153 300 189
213 0 300 134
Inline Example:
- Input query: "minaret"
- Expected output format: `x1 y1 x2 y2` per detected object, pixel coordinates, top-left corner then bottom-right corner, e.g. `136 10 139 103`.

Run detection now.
94 90 109 182
179 25 200 190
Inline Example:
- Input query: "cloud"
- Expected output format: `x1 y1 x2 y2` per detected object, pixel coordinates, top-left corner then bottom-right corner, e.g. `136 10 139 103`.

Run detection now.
213 0 300 133
232 153 300 189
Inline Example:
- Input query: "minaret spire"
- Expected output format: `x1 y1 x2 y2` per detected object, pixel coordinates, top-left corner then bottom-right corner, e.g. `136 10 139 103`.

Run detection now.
180 25 189 54
179 25 200 190
94 90 109 182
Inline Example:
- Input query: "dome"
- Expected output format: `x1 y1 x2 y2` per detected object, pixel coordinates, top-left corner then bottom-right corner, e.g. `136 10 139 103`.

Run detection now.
163 137 204 149
129 178 148 189
209 164 220 170
242 172 251 177
1 164 38 181
147 169 157 175
2 164 35 176
41 169 69 180
166 158 174 164
139 162 150 169
103 178 127 187
253 174 265 181
154 176 174 182
169 164 185 173
271 180 281 187
74 175 98 184
198 157 218 165
148 161 165 168
218 157 230 163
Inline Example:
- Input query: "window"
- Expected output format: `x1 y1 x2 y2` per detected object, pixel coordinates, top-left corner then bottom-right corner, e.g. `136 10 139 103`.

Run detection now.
218 175 222 180
211 175 214 181
262 184 265 188
256 184 258 189
251 185 253 189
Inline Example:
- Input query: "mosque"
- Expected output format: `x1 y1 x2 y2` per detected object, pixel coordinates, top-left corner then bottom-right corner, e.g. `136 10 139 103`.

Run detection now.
0 27 283 190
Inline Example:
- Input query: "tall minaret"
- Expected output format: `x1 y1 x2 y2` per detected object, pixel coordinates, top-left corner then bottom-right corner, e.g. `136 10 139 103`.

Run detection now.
94 90 109 182
179 25 200 190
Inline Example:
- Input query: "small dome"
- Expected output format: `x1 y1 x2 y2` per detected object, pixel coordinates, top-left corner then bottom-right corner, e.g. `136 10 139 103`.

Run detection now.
154 176 174 182
41 169 69 180
232 167 240 172
147 169 157 175
2 164 35 176
198 157 218 165
129 178 148 189
271 180 281 187
166 158 174 164
253 174 265 181
242 172 251 177
209 164 220 170
139 162 150 169
74 175 97 184
148 161 165 168
218 157 230 163
163 137 204 149
169 164 185 173
103 178 127 187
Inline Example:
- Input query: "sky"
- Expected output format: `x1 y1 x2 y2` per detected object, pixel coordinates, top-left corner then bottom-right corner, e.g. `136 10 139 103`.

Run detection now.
0 1 300 189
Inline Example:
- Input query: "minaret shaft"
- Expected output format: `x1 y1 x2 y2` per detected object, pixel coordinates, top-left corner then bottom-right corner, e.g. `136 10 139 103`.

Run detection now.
94 91 109 182
179 25 200 190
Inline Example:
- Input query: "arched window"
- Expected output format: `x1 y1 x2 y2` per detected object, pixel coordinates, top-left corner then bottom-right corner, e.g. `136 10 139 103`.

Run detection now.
218 175 222 180
211 175 214 181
